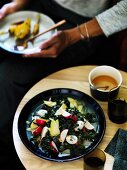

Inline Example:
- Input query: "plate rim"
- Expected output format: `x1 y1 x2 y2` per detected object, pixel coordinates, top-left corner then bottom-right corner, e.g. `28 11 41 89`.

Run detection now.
18 88 106 162
0 10 56 54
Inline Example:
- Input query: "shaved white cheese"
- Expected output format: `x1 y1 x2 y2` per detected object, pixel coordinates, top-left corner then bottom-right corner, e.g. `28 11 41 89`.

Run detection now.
66 135 78 144
32 116 40 120
26 120 30 124
75 121 84 131
58 149 70 157
37 109 47 117
26 128 33 132
58 153 70 157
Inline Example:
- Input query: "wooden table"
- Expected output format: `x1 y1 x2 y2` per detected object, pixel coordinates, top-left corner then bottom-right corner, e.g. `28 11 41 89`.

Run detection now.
13 65 127 170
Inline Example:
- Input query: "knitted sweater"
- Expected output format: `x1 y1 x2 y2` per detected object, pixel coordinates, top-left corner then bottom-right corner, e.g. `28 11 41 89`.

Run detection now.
54 0 127 37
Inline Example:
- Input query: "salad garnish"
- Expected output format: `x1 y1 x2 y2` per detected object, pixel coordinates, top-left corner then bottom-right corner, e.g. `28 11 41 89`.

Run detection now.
26 96 98 157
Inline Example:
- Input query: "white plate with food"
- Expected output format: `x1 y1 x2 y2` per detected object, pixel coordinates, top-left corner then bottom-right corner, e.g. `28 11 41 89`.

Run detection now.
0 11 56 54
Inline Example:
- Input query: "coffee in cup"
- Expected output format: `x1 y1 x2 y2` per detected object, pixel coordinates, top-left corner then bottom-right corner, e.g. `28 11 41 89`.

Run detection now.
88 65 122 101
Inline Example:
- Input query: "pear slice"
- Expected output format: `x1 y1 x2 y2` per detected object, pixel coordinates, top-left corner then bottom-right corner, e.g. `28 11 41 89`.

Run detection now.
67 97 78 108
44 100 56 107
49 119 60 136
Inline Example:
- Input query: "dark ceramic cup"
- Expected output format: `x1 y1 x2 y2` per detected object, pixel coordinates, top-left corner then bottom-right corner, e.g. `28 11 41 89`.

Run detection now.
88 66 122 101
108 86 127 124
84 148 106 170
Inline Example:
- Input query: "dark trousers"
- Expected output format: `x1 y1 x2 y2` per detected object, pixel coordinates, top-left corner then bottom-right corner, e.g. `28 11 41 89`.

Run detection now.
0 0 119 169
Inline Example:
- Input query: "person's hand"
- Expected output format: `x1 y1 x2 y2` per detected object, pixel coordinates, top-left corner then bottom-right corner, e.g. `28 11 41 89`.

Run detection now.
23 30 71 58
0 2 22 20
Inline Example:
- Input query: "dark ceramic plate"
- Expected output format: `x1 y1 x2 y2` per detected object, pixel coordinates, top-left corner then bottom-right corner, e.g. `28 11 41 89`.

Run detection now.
18 88 106 162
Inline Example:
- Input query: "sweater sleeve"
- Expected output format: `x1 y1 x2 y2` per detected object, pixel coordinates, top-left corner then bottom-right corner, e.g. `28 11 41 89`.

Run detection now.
96 0 127 37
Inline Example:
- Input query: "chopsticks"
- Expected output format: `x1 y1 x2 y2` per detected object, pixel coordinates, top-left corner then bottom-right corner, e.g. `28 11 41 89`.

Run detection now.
27 19 66 42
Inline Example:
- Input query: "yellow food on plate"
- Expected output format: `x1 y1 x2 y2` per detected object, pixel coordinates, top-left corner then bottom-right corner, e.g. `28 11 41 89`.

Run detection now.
9 18 31 40
32 14 40 36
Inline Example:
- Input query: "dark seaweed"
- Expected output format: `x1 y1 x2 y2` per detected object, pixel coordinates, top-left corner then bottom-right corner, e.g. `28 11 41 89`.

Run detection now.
27 96 97 157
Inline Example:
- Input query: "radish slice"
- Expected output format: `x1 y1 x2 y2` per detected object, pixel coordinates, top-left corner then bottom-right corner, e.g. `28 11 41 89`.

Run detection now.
66 135 78 144
60 129 68 143
84 118 94 130
35 119 46 126
50 141 58 152
41 126 48 139
75 121 84 131
32 126 42 136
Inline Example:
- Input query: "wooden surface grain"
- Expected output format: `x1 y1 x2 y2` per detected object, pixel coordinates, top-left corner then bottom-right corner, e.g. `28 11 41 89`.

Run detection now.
13 65 127 170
